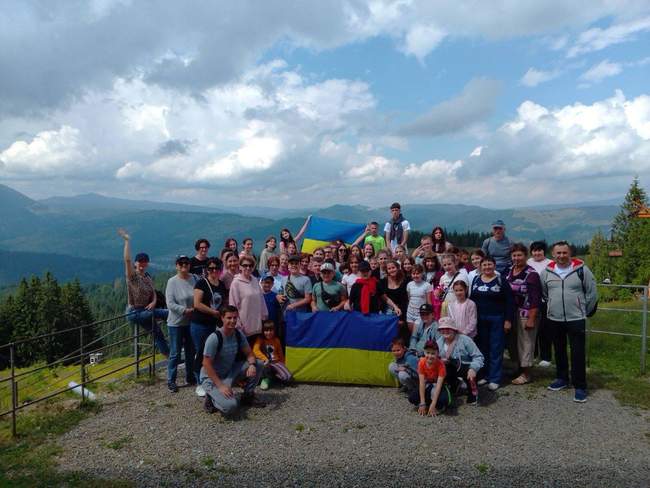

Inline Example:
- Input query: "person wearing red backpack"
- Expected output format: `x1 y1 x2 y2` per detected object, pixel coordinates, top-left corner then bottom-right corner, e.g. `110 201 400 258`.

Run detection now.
540 241 598 403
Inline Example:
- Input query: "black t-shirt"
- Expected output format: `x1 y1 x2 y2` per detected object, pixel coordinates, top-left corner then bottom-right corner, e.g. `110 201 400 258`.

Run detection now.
189 257 208 278
190 278 227 327
349 282 382 314
378 278 408 321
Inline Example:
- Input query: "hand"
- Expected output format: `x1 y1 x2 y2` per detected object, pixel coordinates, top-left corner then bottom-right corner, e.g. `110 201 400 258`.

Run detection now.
504 320 512 332
467 369 477 381
418 405 427 416
183 308 193 316
218 384 233 398
428 406 437 417
145 302 155 311
277 295 287 304
393 306 401 317
365 224 371 234
525 318 536 329
245 364 257 378
286 304 294 311
117 228 130 240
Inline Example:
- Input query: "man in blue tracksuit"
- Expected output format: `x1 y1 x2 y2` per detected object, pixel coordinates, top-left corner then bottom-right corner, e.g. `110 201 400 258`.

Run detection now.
540 241 597 403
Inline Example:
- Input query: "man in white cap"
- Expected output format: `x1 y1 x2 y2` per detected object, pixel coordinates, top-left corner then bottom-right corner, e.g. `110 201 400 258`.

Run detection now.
311 262 348 311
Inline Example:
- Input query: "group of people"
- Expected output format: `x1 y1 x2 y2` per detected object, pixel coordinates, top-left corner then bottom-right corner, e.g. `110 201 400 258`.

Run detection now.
119 202 598 417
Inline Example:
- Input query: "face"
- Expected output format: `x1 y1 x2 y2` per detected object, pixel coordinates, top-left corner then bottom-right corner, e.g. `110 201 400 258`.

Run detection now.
364 244 373 256
227 255 239 271
222 311 238 330
442 259 456 274
311 262 321 274
321 269 333 283
403 261 413 272
481 260 496 275
453 284 466 301
135 259 149 272
434 229 442 240
421 238 432 251
471 254 483 268
391 343 406 359
288 242 297 255
369 223 378 235
176 261 190 275
531 248 546 261
411 269 422 281
424 259 435 271
338 247 347 259
440 328 456 342
419 311 433 323
350 260 359 273
492 226 505 239
197 243 209 259
289 261 299 274
395 247 405 259
390 207 400 219
369 258 378 270
459 252 469 264
387 262 398 277
267 238 276 250
228 240 237 251
269 261 279 275
378 254 388 267
279 254 288 267
351 246 361 258
511 250 527 267
281 230 290 239
263 327 275 340
424 349 439 361
240 260 254 276
553 245 571 266
314 249 324 259
324 247 333 259
300 257 310 271
261 280 273 293
244 240 253 251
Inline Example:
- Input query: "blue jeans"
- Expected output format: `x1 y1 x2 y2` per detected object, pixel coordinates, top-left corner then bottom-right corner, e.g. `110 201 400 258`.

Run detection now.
126 306 170 356
167 326 195 385
190 322 216 384
476 314 506 384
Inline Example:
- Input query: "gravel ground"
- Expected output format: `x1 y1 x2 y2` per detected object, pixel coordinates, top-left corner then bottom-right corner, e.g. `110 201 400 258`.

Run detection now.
56 367 650 487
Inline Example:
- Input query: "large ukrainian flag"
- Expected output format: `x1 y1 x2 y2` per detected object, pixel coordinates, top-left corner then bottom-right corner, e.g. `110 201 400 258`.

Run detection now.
285 311 398 386
300 216 366 254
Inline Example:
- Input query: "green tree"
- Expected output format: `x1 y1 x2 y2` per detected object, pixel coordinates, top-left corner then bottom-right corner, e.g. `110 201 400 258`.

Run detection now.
611 176 648 244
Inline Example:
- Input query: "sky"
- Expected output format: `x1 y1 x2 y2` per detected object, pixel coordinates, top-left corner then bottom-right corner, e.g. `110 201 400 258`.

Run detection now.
1 1 649 209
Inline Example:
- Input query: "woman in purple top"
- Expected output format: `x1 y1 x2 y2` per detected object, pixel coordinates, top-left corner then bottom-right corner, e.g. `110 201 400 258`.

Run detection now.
506 243 542 385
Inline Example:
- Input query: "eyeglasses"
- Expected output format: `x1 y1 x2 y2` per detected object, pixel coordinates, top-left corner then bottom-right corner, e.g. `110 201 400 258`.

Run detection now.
241 264 253 268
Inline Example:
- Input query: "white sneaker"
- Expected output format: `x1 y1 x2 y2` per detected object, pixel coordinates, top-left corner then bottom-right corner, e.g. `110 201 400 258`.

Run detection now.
195 385 206 397
477 379 488 386
538 360 551 368
487 382 499 391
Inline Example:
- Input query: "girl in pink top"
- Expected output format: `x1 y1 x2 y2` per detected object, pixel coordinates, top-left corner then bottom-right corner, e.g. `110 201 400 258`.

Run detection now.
445 281 477 338
228 255 268 339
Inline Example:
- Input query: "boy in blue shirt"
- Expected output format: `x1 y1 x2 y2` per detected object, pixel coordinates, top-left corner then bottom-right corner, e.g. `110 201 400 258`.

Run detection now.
388 337 419 393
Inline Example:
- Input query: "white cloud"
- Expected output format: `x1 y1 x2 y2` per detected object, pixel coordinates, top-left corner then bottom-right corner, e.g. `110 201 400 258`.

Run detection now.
401 24 446 62
403 159 462 178
344 155 400 182
580 59 622 83
567 15 650 57
520 67 561 87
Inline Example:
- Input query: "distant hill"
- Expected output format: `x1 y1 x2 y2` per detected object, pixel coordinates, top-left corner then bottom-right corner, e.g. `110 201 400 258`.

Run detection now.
0 183 620 286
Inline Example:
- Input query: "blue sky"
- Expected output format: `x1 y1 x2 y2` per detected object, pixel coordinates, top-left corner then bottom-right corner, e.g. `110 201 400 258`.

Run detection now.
0 1 649 209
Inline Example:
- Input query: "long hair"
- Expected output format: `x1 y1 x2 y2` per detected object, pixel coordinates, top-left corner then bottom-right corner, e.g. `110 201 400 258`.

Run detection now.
431 226 447 254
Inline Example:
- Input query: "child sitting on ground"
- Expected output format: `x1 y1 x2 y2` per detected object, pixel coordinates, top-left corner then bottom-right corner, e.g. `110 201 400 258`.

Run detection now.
408 340 451 416
253 320 292 390
387 337 419 393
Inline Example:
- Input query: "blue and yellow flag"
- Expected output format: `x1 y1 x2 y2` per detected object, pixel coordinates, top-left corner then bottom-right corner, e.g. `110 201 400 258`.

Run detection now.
300 216 366 254
285 311 399 386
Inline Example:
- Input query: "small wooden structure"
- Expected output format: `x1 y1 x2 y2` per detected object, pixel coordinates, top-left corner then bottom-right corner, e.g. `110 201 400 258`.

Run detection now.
637 205 650 218
89 352 103 365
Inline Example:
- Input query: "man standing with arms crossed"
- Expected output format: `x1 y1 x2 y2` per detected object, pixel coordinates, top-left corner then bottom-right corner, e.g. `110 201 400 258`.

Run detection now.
540 241 597 403
384 202 410 254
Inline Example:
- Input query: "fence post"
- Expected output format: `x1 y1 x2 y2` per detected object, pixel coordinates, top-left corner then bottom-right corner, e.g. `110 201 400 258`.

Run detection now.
641 286 648 375
150 314 156 380
585 317 591 369
10 343 17 438
80 326 85 402
134 321 140 378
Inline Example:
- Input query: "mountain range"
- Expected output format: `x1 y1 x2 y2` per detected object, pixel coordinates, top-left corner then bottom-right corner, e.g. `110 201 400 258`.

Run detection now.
0 183 618 286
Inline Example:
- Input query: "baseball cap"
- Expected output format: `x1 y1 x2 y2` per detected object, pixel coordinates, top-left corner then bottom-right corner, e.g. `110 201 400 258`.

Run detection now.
320 262 335 272
261 275 274 283
175 255 190 265
134 252 149 263
419 303 433 314
437 316 459 332
492 219 505 228
358 260 371 272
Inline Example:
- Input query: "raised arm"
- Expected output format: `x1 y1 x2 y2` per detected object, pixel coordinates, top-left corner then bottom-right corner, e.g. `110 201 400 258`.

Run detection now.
293 215 312 243
352 224 370 247
118 228 134 280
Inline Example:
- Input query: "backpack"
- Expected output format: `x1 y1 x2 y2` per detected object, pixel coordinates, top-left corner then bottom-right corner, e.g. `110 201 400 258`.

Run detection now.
576 267 598 317
213 329 246 361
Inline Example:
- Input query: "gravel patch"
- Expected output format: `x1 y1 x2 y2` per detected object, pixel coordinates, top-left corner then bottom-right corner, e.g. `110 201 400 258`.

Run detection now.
56 368 650 487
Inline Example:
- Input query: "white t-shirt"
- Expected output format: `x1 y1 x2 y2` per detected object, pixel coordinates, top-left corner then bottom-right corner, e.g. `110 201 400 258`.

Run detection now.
527 257 551 274
406 280 432 320
384 220 411 251
341 273 358 294
555 264 573 279
439 269 470 304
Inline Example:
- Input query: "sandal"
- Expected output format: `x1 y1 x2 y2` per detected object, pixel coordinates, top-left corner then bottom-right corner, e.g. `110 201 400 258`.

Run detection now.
511 374 530 385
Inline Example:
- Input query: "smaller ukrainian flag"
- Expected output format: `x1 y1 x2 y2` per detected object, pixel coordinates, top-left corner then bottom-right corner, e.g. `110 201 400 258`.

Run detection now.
300 216 366 254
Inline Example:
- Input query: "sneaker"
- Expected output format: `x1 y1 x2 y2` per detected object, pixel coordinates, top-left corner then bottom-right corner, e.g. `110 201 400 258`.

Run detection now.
466 394 478 406
574 388 588 403
260 378 270 391
195 385 206 397
547 379 568 391
477 379 488 386
487 382 499 391
240 394 267 408
203 395 217 414
538 360 552 368
167 382 178 393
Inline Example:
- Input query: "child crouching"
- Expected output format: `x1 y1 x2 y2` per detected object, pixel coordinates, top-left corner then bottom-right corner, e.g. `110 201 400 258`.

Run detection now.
253 320 293 390
388 337 418 393
408 340 451 416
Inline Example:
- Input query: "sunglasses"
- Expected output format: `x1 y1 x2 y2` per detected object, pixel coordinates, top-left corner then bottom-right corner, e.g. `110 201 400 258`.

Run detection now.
241 264 253 268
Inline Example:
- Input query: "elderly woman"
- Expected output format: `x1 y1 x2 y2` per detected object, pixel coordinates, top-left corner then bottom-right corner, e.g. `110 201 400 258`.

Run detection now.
436 317 484 406
118 228 169 358
229 255 268 344
470 256 514 391
506 243 542 385
165 255 197 392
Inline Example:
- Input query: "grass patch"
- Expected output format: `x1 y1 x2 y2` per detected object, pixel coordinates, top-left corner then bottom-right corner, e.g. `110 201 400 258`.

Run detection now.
0 400 133 487
104 435 131 450
294 423 305 432
475 462 490 474
201 457 215 468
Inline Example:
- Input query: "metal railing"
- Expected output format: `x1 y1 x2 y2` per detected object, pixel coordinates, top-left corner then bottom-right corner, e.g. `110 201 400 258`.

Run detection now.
586 283 649 374
0 313 159 437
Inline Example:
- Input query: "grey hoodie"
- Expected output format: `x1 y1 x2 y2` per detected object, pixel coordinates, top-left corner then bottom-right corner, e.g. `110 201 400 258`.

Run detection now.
540 259 597 322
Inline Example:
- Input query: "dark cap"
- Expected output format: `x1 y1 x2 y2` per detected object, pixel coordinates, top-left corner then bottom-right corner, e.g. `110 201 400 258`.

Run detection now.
261 275 274 283
390 202 401 210
134 253 149 263
358 260 371 272
288 254 301 263
492 219 505 228
419 303 433 314
175 255 190 265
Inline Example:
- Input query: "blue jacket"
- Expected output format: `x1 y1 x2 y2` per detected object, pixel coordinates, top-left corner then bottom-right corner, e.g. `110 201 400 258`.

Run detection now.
436 334 484 372
409 319 440 354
